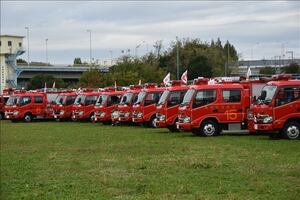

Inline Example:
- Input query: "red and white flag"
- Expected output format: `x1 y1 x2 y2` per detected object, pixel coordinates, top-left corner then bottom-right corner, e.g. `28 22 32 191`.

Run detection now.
52 81 56 89
181 70 188 84
163 72 171 86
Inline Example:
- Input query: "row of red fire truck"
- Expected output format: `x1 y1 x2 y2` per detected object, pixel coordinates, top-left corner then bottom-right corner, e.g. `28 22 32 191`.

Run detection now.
2 75 299 139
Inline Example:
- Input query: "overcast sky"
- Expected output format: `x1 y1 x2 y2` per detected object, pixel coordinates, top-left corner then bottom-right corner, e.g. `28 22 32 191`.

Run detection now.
1 1 299 64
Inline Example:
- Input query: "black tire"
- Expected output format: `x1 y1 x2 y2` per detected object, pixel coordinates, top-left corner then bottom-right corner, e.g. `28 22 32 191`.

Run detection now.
199 120 220 137
0 112 4 120
89 113 95 122
148 116 157 128
282 121 300 140
167 119 179 132
23 113 33 123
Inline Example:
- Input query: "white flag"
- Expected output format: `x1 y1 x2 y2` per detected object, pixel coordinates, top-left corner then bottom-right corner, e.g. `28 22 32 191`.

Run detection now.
181 70 188 84
246 67 252 79
163 72 171 86
138 80 142 85
52 81 56 89
44 82 47 93
114 81 117 89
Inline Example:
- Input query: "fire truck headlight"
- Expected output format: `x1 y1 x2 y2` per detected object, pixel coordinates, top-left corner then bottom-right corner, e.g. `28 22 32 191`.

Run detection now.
159 115 165 121
100 112 106 117
60 110 65 115
263 116 273 124
13 110 19 115
124 112 130 117
183 117 191 123
111 111 119 118
137 112 143 118
79 111 84 115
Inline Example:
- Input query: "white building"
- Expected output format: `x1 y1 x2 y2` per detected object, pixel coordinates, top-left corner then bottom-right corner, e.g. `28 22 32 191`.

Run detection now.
0 35 25 93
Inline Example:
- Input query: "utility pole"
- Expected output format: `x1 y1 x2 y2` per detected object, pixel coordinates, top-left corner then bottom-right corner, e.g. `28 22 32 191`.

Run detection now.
286 51 293 62
45 38 48 65
176 36 179 80
25 27 30 66
86 29 92 64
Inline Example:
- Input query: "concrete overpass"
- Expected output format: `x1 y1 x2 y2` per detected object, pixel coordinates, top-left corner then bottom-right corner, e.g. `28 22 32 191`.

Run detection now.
17 65 109 88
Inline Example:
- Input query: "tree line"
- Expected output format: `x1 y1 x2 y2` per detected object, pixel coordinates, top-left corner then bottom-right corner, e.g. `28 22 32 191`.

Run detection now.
26 37 299 89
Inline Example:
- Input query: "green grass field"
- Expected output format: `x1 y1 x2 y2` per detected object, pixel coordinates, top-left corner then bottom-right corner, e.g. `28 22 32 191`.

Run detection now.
1 120 299 200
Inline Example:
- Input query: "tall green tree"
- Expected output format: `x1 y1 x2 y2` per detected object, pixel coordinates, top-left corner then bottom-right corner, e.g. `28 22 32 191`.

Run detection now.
27 74 65 90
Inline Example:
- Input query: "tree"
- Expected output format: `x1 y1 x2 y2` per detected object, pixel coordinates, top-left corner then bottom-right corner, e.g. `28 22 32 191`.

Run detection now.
78 69 105 88
74 57 82 65
27 74 65 90
16 58 27 64
259 66 276 75
282 63 300 74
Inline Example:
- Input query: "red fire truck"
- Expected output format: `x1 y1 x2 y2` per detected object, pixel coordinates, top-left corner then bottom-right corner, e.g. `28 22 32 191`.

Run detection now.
0 96 7 120
71 90 101 121
4 90 59 122
176 77 267 136
1 89 26 120
111 85 142 125
131 83 165 127
93 87 124 124
156 80 189 131
52 91 77 121
252 75 300 139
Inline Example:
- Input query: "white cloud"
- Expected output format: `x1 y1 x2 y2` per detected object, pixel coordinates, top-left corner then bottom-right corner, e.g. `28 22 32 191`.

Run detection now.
1 1 299 63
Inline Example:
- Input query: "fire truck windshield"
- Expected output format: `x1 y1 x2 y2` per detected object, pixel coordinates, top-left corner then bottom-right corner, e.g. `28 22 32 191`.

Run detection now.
181 89 195 106
6 96 20 106
259 85 277 103
120 92 133 105
134 92 146 104
157 91 169 105
96 94 108 106
74 94 86 105
55 95 65 105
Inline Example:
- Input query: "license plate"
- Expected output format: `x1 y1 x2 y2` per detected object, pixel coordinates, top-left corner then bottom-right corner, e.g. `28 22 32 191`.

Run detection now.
118 117 121 121
6 116 9 119
54 115 57 118
254 124 258 130
72 116 75 119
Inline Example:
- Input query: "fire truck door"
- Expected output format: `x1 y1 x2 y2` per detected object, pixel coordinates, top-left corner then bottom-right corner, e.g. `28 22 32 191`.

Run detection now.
33 96 44 116
191 89 217 121
219 89 244 123
273 86 300 121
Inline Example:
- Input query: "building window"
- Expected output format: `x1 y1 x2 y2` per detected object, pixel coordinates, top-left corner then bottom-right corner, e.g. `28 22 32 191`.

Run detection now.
19 42 22 47
8 41 12 46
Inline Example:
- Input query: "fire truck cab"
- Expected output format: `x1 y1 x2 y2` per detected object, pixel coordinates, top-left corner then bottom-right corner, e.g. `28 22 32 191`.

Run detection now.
177 78 252 136
132 83 165 127
156 80 189 131
253 75 300 139
71 90 101 121
94 87 124 124
52 92 77 121
4 91 58 122
111 85 142 125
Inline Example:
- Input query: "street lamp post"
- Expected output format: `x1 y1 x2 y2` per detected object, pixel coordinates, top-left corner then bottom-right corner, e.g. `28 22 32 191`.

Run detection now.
286 51 293 62
109 50 113 65
135 44 141 58
25 27 30 66
86 29 92 64
45 38 48 65
176 36 179 80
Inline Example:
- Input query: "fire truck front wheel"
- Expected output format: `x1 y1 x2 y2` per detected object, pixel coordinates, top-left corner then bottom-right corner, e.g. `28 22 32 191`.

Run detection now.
23 113 33 123
282 121 300 140
199 120 220 137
